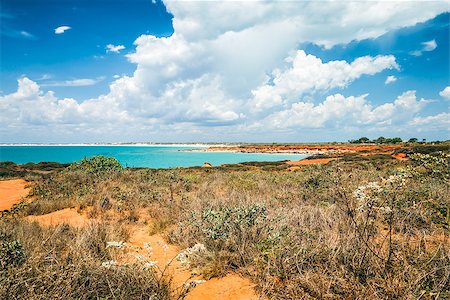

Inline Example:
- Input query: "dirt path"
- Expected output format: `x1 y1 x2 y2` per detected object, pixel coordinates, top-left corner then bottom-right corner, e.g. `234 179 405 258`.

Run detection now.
0 179 30 210
127 214 261 299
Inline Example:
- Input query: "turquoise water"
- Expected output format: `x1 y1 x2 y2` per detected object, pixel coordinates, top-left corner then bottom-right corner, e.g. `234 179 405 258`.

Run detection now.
0 146 307 168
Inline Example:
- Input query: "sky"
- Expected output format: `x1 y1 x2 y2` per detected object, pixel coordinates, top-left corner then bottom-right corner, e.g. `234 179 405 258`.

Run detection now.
0 0 449 143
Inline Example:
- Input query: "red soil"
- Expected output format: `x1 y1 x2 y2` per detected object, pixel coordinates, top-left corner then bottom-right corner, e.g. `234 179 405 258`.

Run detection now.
392 153 408 160
0 179 30 210
127 213 260 299
208 144 403 154
26 208 89 228
186 273 260 300
287 158 336 165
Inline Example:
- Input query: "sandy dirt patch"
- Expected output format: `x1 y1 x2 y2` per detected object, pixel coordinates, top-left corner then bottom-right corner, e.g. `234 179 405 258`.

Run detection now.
392 153 408 160
186 273 259 300
126 214 260 299
26 208 89 228
0 179 30 210
207 144 403 154
287 158 337 165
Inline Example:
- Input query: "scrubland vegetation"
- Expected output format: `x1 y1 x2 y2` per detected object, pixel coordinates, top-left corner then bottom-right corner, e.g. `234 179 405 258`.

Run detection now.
1 145 449 299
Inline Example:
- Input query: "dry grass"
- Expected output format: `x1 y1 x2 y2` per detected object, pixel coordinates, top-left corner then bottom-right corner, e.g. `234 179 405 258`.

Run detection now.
1 148 448 299
0 220 170 300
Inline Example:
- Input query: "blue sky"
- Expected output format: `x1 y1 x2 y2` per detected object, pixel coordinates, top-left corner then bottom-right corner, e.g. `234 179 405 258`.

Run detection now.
1 0 173 100
0 1 449 143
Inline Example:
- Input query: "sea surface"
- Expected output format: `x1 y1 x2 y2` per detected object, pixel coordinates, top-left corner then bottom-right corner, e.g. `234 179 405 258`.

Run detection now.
0 145 307 168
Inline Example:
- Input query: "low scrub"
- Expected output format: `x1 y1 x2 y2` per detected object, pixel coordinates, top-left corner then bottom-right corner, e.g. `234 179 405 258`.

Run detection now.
0 220 169 300
11 151 450 299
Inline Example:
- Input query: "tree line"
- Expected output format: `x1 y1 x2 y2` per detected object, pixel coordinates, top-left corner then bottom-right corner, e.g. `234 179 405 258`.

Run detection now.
348 137 424 144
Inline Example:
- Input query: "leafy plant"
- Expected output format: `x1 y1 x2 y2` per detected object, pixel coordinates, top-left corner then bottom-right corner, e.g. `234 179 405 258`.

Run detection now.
0 239 26 268
67 156 123 174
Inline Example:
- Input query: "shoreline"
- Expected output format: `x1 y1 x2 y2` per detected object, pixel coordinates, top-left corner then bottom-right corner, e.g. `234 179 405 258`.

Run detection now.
186 148 322 155
0 143 213 147
199 143 405 155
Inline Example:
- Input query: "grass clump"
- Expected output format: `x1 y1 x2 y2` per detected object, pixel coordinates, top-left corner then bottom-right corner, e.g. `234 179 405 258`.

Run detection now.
0 220 170 300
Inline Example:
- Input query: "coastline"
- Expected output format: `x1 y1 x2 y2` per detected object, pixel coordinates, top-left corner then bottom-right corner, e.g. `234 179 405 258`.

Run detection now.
197 144 404 156
0 143 212 147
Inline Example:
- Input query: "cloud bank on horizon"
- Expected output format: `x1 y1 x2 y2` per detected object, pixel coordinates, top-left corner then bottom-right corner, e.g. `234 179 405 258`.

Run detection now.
0 0 449 143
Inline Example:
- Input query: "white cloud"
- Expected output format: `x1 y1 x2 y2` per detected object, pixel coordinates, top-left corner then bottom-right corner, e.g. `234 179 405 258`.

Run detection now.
165 1 447 47
41 77 104 87
1 1 449 142
250 50 398 112
36 74 53 81
422 40 437 52
20 31 35 39
385 75 397 84
439 86 450 100
106 44 125 53
259 91 427 130
410 113 450 133
410 39 438 56
54 26 71 34
0 78 130 127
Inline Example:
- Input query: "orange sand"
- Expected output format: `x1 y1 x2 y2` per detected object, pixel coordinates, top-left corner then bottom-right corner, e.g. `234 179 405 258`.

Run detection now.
287 158 336 165
126 214 260 299
26 208 89 228
392 153 408 160
208 144 403 154
186 273 260 300
286 166 301 171
0 179 30 210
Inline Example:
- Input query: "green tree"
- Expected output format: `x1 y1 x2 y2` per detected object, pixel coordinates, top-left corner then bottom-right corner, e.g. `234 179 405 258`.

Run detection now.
375 136 386 144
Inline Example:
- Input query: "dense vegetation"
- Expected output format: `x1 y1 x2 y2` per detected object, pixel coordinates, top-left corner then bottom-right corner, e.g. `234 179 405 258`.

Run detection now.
348 136 450 144
0 147 449 299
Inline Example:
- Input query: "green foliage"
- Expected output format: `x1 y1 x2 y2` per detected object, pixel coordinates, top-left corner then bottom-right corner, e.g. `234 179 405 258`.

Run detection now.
67 156 123 174
0 161 68 178
0 201 28 219
408 151 449 180
0 239 26 269
193 204 267 241
349 136 403 144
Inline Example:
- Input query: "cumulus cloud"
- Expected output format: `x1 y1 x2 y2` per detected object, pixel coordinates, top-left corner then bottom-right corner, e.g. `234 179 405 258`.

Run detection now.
410 113 450 136
385 75 397 84
106 44 125 53
54 26 71 34
410 39 438 56
1 1 449 142
250 50 398 112
0 77 130 127
439 86 450 100
260 91 428 130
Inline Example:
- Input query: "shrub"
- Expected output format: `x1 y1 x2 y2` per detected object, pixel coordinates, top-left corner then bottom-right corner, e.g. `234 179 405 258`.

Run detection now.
67 156 123 174
0 238 26 269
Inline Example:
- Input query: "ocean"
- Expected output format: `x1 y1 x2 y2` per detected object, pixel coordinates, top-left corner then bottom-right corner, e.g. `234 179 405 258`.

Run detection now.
0 145 307 168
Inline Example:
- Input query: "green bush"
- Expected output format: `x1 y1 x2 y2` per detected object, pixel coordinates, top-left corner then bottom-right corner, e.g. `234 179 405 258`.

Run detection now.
0 239 26 269
68 156 123 174
409 151 449 180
